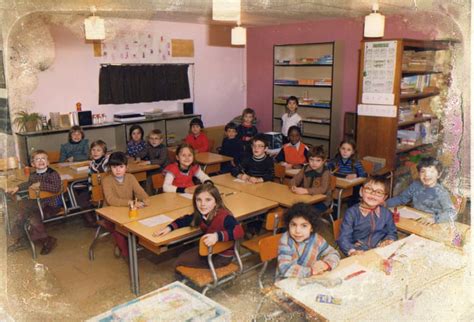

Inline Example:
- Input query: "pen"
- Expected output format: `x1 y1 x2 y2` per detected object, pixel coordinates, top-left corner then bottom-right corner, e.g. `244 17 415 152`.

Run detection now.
344 270 366 280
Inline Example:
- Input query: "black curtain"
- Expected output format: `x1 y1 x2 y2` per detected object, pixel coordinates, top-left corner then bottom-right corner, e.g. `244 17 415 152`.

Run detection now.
99 64 190 105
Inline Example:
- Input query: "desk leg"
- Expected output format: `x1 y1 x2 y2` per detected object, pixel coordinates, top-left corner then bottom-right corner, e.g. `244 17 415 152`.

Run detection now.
68 179 86 209
1 190 11 235
337 189 344 220
128 232 140 295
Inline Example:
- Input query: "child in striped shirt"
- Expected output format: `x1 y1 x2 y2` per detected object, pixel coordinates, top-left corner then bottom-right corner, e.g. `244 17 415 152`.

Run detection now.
277 203 340 279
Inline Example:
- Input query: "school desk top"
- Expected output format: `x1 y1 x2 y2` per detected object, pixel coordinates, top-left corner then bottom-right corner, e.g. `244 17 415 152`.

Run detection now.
275 234 467 321
211 173 325 207
194 152 233 165
394 206 470 248
124 191 278 249
95 193 192 225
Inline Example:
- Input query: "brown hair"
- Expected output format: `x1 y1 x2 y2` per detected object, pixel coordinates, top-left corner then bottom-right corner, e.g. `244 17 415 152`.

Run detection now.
90 140 107 154
241 107 255 119
148 129 163 139
175 143 195 167
68 125 85 143
30 150 48 163
191 183 229 227
334 139 358 171
308 145 326 160
363 175 389 195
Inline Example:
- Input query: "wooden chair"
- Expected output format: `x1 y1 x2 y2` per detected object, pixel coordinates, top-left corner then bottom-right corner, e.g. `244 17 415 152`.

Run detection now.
46 151 61 164
151 173 165 194
89 173 110 260
320 175 337 224
361 159 375 175
175 238 243 295
332 218 342 241
208 138 215 153
242 208 284 254
25 180 69 259
167 148 176 163
274 163 286 184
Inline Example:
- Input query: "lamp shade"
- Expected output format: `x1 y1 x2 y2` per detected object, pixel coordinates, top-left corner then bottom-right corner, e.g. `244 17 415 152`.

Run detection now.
231 26 246 45
84 16 105 40
212 0 241 21
364 12 385 38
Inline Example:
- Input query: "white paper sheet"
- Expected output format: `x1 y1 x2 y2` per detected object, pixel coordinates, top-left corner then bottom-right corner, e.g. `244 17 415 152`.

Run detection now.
60 174 73 180
329 263 369 280
139 215 173 227
398 207 422 220
179 193 193 200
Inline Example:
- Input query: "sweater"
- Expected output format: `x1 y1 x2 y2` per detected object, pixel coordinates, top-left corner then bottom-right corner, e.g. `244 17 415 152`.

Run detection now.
277 232 340 279
236 124 258 142
290 165 332 207
19 167 62 208
281 112 302 137
231 154 274 182
386 180 456 223
276 142 309 166
88 155 109 192
337 204 398 256
127 140 147 158
163 163 212 193
135 143 169 167
102 173 149 207
220 137 244 165
168 208 244 257
59 139 89 162
185 133 210 153
327 157 367 178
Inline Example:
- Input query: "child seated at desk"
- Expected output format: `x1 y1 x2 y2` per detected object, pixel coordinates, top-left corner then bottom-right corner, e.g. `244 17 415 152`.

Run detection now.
135 129 169 194
337 176 397 256
275 126 309 169
7 150 61 255
184 118 209 153
277 203 340 279
102 151 149 258
154 183 244 269
59 125 89 162
385 157 456 223
219 122 243 174
163 144 212 194
231 134 274 183
127 124 146 158
290 145 331 213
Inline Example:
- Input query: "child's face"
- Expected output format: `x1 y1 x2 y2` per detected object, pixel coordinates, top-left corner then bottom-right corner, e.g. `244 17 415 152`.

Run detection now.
252 140 266 158
308 156 325 170
111 164 127 177
419 166 440 188
287 100 298 112
288 130 301 145
32 153 49 170
226 128 238 139
289 216 312 243
360 181 387 208
191 125 202 136
148 134 163 147
243 113 254 125
177 147 194 168
339 143 355 159
71 131 83 143
131 129 142 142
91 146 105 160
195 191 217 216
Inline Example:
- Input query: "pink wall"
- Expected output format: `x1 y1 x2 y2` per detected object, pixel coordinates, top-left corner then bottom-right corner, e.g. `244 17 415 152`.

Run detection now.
29 19 246 127
246 16 430 132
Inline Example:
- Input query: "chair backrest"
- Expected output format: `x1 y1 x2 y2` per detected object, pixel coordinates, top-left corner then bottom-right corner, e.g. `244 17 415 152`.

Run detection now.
167 148 176 163
450 194 467 215
361 159 374 175
332 218 342 240
264 208 285 232
329 175 337 191
199 238 234 256
258 233 282 262
274 163 286 184
29 180 68 199
90 173 106 203
152 173 165 191
208 139 215 153
46 151 61 164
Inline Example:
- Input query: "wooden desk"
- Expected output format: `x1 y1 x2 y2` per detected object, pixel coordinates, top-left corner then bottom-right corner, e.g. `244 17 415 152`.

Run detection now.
275 234 467 321
124 191 278 295
211 174 325 208
395 206 470 247
194 152 232 174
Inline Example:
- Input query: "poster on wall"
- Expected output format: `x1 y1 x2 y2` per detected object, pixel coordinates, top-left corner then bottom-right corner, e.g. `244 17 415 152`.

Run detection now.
361 40 398 105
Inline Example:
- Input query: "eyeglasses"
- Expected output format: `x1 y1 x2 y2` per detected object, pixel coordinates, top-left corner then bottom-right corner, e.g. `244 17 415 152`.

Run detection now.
33 157 47 162
363 186 386 197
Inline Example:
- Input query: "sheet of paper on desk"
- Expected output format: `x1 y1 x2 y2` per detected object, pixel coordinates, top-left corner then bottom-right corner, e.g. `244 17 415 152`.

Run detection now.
60 174 73 180
329 263 369 280
139 215 173 227
56 162 71 167
398 207 422 220
179 193 193 200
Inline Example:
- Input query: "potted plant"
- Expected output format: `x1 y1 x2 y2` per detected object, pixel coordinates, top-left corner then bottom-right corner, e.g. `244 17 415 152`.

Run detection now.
13 111 42 132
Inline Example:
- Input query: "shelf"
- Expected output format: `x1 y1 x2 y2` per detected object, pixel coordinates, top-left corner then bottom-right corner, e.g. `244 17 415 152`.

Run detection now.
398 116 436 128
402 39 455 51
396 142 431 154
402 70 443 76
302 133 330 140
274 64 333 67
274 116 331 125
274 84 332 88
400 90 440 101
273 102 331 109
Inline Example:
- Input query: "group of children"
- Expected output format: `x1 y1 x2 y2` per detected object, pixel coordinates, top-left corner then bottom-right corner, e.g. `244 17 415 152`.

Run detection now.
6 104 458 286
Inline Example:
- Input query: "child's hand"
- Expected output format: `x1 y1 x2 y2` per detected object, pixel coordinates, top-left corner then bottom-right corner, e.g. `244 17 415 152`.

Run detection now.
311 261 329 275
239 174 250 182
348 249 365 256
291 186 307 195
283 163 293 170
152 226 171 237
378 239 394 247
202 233 218 247
66 156 74 162
346 174 357 179
7 186 19 195
30 182 40 190
136 201 147 208
185 186 196 194
248 176 260 184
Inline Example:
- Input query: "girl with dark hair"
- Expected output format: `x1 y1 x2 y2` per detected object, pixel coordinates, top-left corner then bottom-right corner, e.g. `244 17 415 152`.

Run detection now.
127 124 146 158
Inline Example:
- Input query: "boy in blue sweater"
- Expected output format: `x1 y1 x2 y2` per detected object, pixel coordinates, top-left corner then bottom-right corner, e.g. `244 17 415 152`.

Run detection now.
386 157 456 223
338 175 397 256
219 122 243 173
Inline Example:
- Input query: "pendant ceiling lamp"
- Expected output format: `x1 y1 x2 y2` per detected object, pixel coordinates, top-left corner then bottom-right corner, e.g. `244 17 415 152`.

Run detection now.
364 3 385 38
84 6 105 40
231 22 246 45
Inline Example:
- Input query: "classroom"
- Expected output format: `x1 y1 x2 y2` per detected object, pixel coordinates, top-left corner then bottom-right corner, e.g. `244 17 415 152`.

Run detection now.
0 1 471 321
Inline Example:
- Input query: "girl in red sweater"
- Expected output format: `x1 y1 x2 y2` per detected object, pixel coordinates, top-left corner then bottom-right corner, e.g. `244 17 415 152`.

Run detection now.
154 183 244 268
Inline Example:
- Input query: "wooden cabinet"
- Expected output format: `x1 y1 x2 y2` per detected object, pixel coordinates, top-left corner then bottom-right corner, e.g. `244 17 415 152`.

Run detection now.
356 39 455 194
272 42 343 157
